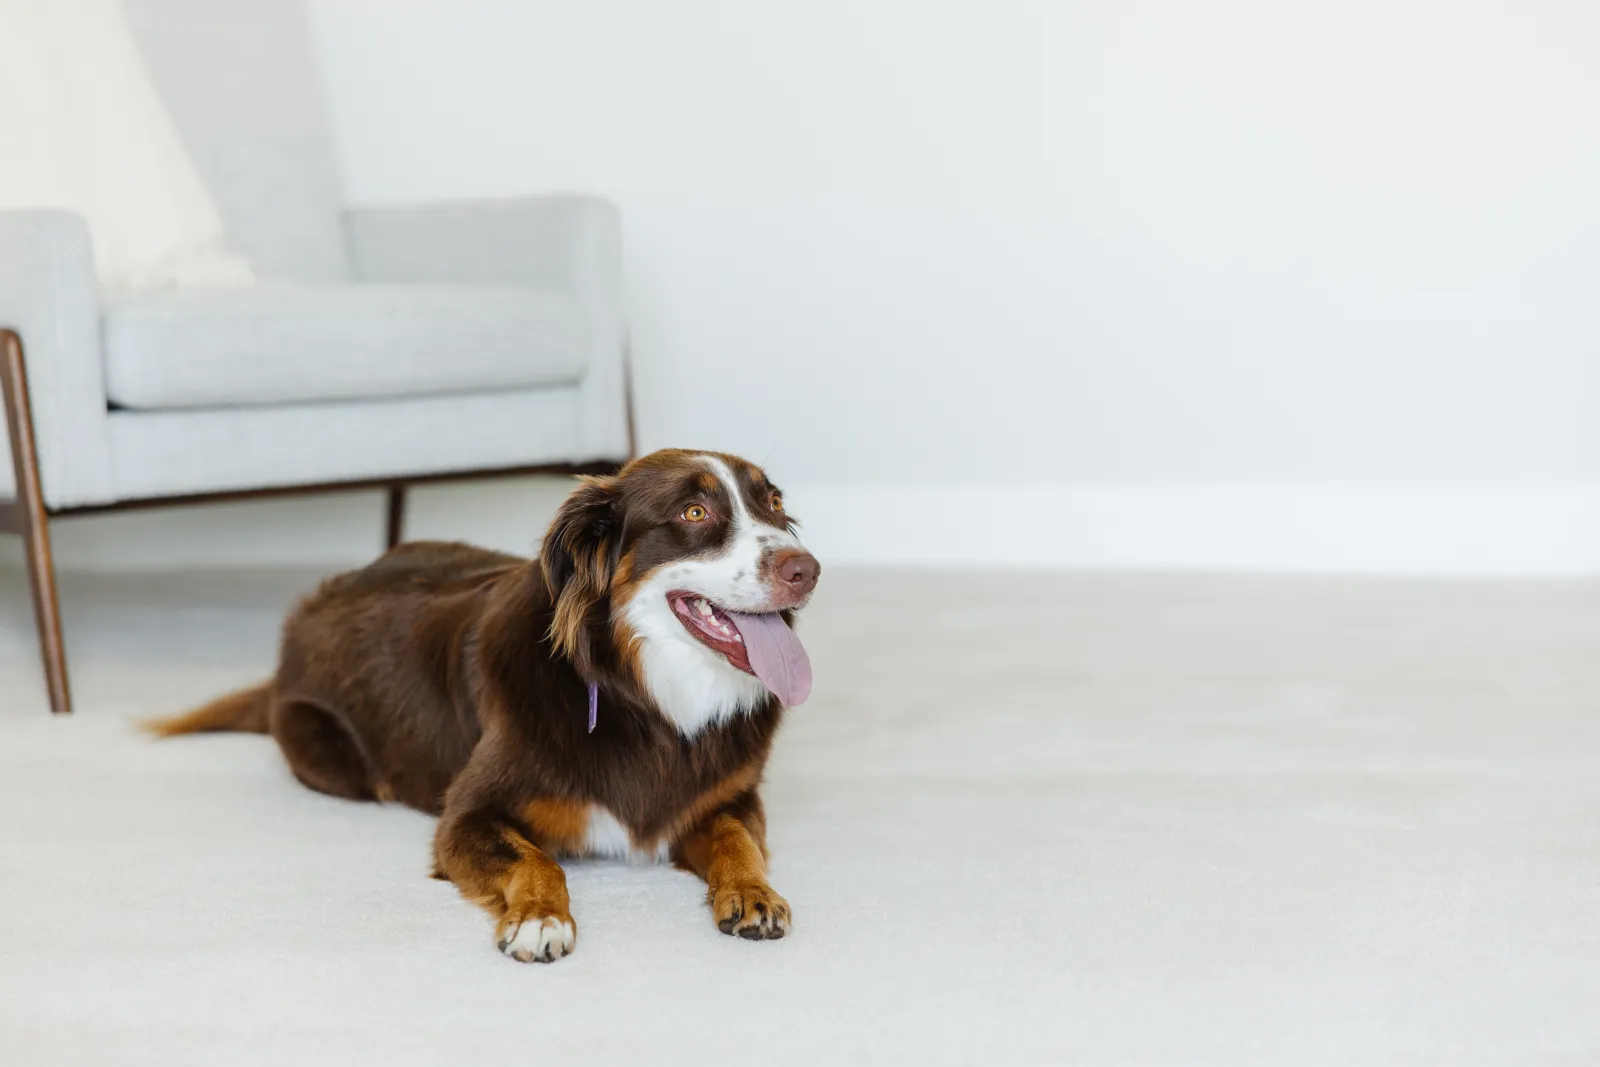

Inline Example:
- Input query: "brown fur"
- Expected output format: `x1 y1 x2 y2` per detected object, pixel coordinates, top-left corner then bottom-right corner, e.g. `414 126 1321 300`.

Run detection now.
149 450 809 959
144 683 270 737
519 798 593 854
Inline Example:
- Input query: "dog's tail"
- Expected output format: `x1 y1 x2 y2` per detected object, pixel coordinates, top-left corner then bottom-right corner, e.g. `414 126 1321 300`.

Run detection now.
143 682 271 738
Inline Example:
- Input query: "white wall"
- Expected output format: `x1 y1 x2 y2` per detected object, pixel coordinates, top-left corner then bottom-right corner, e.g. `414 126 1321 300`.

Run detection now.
24 0 1600 573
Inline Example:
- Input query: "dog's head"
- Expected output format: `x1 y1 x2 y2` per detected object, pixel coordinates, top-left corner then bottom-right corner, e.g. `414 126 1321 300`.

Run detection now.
540 449 820 734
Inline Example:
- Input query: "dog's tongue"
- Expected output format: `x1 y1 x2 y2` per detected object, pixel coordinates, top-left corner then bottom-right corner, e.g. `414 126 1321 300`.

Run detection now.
726 611 812 706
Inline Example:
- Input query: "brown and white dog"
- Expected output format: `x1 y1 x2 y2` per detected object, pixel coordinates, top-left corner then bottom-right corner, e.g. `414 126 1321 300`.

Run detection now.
149 449 820 962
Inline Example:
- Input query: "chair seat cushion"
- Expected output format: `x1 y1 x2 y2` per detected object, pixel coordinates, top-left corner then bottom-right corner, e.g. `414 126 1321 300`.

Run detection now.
102 283 591 410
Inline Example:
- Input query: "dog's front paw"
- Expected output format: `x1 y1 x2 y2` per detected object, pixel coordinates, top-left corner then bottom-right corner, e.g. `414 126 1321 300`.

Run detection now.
496 909 576 963
711 883 790 940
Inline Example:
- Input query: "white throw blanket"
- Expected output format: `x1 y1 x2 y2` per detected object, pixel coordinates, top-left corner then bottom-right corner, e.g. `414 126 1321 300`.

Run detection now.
0 0 254 288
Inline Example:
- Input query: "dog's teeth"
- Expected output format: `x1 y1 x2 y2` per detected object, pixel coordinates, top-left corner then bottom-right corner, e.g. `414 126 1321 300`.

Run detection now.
697 599 713 617
733 634 742 643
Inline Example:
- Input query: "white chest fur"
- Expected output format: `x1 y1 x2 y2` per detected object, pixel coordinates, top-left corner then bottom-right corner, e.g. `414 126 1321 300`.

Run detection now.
583 808 669 865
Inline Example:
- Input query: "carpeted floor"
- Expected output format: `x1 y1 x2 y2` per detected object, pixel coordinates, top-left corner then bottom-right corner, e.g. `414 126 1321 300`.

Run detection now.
1 567 1598 1065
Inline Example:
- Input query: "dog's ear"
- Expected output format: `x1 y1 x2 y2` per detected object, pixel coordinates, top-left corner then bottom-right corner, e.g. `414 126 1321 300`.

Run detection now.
541 475 622 663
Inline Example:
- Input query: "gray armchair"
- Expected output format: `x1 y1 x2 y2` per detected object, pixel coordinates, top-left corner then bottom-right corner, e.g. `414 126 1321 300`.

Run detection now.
0 0 632 712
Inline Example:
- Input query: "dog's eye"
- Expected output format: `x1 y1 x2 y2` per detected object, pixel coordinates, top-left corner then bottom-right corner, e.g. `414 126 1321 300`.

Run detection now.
769 491 784 513
682 504 709 522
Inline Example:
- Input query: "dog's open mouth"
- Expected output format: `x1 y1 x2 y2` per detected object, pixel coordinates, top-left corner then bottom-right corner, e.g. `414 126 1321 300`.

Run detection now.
668 591 812 706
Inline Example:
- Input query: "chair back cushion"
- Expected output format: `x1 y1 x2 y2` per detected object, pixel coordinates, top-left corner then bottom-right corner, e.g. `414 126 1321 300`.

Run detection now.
123 0 351 281
102 284 593 410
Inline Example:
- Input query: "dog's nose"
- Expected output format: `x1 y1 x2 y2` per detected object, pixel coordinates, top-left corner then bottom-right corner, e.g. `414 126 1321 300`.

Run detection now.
773 549 820 597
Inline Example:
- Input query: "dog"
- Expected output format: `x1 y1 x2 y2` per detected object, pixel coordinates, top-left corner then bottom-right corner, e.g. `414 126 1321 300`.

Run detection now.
149 448 820 962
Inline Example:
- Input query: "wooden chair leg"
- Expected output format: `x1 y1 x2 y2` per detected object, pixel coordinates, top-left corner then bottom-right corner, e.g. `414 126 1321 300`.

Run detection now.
2 330 72 713
385 484 406 549
622 342 639 462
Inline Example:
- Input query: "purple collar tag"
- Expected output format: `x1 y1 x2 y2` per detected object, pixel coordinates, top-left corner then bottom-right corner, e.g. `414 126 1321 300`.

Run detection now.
586 682 598 734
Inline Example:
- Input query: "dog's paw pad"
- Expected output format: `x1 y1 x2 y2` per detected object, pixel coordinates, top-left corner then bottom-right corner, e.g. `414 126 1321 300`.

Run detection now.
712 884 790 941
497 915 576 963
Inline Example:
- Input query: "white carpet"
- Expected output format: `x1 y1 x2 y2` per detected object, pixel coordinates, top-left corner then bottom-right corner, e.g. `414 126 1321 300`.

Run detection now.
2 568 1598 1065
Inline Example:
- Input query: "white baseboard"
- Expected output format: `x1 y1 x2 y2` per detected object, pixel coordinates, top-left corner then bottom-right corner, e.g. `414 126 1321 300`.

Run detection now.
793 483 1600 576
5 480 1598 576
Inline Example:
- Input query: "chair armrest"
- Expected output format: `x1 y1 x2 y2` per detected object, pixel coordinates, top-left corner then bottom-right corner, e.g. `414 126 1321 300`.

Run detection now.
344 196 629 460
0 212 115 508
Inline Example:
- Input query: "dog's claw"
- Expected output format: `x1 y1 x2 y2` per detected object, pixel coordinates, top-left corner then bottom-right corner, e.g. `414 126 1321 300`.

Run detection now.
497 914 576 963
711 883 790 941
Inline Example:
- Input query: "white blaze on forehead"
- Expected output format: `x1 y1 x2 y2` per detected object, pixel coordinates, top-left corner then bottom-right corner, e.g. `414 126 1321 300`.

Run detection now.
698 455 758 526
695 454 804 595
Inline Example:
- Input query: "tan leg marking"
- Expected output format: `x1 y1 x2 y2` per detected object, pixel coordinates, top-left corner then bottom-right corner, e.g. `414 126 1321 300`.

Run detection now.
520 797 592 855
494 843 576 963
435 808 577 963
677 804 790 941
